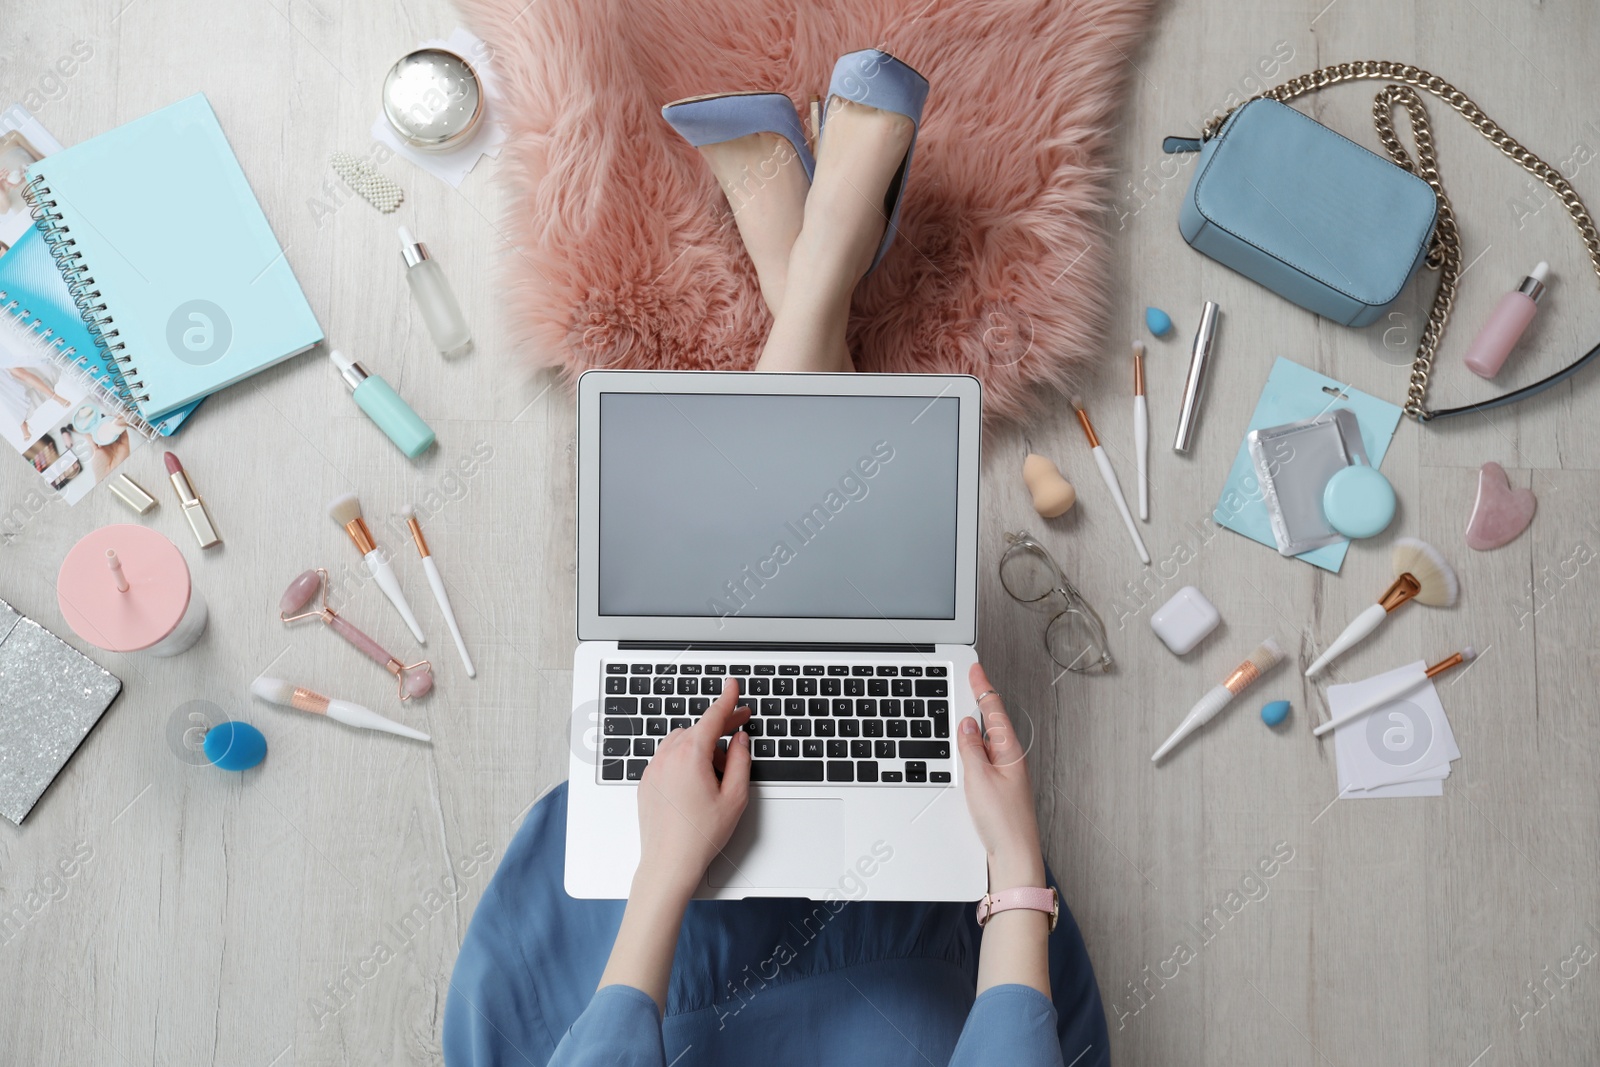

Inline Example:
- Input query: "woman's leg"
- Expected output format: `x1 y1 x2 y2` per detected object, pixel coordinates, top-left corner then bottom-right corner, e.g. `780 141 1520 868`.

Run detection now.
10 366 69 406
755 99 914 373
696 132 810 316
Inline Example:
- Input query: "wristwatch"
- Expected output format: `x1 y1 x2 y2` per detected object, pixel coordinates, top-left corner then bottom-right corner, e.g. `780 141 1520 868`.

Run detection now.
975 886 1058 931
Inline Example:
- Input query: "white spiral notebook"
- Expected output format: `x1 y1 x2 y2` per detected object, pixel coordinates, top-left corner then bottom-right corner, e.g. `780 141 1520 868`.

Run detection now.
20 93 321 420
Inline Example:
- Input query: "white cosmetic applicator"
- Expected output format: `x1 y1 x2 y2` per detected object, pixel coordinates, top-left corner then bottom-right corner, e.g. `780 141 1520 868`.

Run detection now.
1072 397 1150 565
1132 342 1150 521
251 677 431 741
1312 646 1476 737
329 492 427 644
1153 638 1284 762
401 503 474 678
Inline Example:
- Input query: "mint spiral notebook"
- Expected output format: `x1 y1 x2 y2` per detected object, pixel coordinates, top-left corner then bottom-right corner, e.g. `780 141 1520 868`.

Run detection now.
0 227 198 436
20 93 322 420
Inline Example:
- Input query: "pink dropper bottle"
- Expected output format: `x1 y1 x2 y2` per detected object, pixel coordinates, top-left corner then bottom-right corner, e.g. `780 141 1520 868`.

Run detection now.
1463 262 1548 379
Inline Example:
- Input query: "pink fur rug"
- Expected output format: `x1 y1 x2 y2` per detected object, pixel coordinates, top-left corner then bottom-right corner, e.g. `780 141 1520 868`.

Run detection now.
461 0 1154 423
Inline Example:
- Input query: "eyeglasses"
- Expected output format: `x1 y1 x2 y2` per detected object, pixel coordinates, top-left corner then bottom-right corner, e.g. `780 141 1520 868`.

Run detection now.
998 531 1113 673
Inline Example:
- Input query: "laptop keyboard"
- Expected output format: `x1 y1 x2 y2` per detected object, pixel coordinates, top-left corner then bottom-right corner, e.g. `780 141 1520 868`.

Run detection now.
599 661 954 786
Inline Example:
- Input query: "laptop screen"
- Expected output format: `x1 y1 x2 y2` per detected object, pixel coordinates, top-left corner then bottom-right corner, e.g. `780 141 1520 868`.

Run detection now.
597 392 961 622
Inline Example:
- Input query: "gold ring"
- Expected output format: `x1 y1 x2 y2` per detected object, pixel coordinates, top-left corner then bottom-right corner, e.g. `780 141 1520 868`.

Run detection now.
973 689 1000 704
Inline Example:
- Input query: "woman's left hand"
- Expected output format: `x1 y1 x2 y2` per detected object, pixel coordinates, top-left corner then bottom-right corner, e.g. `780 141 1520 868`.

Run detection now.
634 683 753 900
958 663 1045 889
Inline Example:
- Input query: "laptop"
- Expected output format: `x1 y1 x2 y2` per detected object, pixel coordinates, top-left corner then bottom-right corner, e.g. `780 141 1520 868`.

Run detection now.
566 370 987 901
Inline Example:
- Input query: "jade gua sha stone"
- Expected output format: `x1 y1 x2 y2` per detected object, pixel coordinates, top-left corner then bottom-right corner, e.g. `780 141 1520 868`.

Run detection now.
1465 461 1536 551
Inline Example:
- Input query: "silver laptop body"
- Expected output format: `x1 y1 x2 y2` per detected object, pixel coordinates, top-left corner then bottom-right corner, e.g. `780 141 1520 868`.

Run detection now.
566 370 986 901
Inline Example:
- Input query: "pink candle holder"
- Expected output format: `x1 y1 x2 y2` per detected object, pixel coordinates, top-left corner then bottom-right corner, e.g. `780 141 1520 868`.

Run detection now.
57 525 208 657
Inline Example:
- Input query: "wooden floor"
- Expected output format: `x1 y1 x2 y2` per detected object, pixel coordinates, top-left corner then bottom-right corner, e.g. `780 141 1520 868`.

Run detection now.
4 1 1599 1063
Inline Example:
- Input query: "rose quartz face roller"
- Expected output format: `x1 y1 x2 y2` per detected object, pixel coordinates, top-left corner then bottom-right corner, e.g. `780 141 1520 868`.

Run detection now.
279 568 434 700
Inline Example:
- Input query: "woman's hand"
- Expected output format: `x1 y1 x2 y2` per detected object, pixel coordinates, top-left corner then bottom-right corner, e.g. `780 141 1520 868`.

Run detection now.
957 663 1046 891
634 683 753 902
960 663 1053 996
599 685 753 1010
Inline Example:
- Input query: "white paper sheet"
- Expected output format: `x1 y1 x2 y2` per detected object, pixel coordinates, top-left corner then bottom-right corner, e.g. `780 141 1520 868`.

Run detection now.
1329 662 1460 800
1346 761 1451 790
1350 778 1445 798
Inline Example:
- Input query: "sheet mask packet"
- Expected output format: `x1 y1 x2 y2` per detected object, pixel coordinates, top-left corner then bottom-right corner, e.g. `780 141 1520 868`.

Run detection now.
1249 408 1368 556
1214 357 1402 573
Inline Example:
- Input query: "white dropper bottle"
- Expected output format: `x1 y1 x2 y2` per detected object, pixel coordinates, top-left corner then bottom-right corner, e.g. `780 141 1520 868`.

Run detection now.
398 225 472 357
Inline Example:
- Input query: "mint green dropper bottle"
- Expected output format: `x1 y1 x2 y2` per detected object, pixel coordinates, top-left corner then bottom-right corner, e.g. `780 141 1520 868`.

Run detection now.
330 349 436 459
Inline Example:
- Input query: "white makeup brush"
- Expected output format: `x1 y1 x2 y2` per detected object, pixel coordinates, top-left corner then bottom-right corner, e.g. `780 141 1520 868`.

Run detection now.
400 504 474 678
1305 538 1458 678
329 492 426 644
1153 638 1285 762
1132 342 1149 521
251 677 431 741
1312 646 1477 737
1072 397 1149 565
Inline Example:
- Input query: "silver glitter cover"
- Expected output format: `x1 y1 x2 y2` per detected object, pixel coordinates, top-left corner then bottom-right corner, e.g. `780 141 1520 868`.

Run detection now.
0 597 122 825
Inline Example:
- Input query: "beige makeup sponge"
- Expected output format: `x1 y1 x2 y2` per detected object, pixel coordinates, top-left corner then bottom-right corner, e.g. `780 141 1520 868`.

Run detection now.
1023 454 1075 518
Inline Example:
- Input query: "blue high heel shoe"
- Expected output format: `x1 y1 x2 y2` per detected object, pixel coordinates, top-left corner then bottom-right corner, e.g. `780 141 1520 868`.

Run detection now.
661 92 816 183
824 49 930 273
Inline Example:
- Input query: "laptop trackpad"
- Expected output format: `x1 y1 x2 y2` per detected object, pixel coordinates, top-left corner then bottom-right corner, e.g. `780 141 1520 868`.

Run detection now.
707 799 843 892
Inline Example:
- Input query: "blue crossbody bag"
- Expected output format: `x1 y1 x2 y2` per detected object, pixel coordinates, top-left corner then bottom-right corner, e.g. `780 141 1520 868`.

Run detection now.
1164 62 1600 422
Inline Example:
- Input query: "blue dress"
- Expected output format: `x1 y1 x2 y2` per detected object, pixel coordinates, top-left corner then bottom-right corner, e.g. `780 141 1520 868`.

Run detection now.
444 784 1109 1066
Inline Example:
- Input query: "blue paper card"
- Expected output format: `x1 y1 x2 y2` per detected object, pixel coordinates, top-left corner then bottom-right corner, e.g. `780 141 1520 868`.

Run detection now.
1214 357 1403 572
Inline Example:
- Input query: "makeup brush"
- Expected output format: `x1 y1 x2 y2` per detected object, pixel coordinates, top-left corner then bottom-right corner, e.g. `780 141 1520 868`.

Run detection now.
401 504 474 678
328 492 426 644
1072 397 1150 565
1304 538 1458 678
1152 638 1285 762
1312 646 1477 737
251 677 431 741
1132 342 1149 521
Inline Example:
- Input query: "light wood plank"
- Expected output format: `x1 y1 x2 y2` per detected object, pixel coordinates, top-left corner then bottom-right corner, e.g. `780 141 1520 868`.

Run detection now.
3 0 1600 1063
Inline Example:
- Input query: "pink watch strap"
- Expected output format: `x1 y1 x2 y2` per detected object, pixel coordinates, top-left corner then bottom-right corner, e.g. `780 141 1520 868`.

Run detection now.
975 886 1059 931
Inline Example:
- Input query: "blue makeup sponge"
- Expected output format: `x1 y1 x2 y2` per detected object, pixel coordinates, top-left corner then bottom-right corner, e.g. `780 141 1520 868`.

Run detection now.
204 721 267 771
1261 700 1291 727
1146 307 1174 339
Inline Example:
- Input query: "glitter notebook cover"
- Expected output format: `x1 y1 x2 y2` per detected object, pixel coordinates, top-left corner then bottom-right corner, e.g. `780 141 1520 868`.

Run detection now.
0 597 122 825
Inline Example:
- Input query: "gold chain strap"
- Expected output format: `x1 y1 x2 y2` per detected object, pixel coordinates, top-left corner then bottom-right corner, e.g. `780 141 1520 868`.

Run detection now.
1200 61 1600 421
1370 85 1462 420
